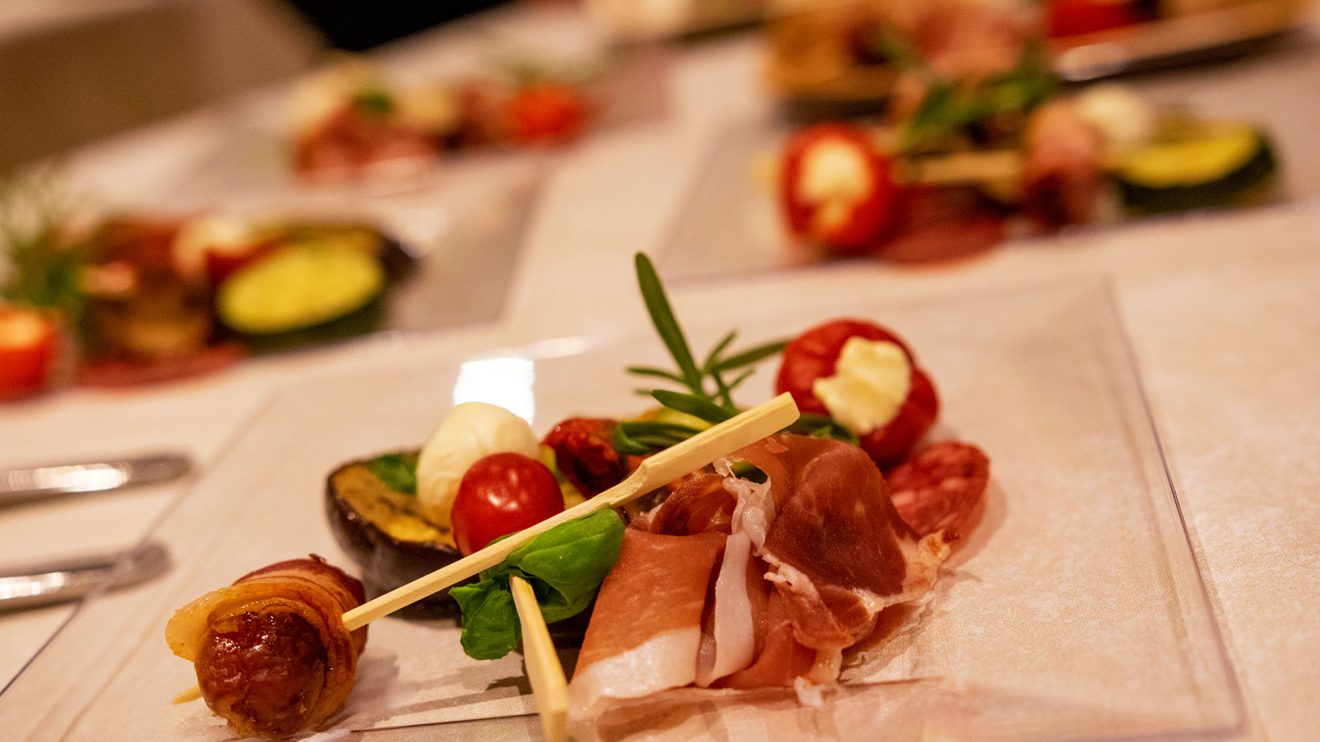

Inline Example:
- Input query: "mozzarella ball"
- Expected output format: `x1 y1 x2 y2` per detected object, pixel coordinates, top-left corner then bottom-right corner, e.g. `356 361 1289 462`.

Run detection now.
415 402 539 529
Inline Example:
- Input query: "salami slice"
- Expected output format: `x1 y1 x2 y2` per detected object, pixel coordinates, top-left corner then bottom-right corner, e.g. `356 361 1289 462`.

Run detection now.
885 441 990 541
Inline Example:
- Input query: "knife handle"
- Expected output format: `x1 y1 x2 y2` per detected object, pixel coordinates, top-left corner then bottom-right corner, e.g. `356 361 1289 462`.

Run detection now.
0 453 192 505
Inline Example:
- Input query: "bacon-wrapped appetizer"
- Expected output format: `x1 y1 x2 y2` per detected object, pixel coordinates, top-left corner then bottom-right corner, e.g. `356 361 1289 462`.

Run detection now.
165 556 367 738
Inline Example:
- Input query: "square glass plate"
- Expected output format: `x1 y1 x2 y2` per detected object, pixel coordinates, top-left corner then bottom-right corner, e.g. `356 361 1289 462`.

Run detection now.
0 280 1244 741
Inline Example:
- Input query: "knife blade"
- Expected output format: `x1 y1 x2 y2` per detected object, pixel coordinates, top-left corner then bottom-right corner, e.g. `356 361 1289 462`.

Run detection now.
0 453 192 506
0 541 171 611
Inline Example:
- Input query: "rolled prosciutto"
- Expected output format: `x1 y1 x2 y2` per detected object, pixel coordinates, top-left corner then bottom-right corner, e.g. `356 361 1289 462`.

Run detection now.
569 434 952 717
165 556 367 738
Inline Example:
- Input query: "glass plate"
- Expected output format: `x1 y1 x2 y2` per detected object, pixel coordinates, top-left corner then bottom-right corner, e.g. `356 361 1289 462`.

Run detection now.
0 280 1244 740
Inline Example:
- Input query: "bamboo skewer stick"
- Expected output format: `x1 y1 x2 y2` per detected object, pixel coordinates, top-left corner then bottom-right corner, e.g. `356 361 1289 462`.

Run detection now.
177 393 800 702
510 575 568 742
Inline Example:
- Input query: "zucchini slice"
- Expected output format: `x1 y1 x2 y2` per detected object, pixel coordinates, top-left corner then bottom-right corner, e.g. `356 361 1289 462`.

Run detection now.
1113 124 1277 213
217 242 385 335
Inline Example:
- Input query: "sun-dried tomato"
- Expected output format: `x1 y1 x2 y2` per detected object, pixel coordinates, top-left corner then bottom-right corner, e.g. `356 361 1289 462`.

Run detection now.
542 417 629 497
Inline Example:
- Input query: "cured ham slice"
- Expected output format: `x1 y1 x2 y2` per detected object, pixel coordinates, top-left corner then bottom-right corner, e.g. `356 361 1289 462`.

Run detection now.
572 433 959 718
716 588 816 690
733 435 948 651
569 529 726 718
165 556 366 738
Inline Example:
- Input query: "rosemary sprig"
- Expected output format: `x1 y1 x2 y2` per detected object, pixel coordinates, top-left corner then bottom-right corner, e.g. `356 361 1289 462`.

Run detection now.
613 253 792 455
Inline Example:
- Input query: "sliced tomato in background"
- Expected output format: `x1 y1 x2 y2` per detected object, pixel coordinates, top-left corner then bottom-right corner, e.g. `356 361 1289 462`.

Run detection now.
0 307 59 400
1047 0 1145 38
506 82 591 146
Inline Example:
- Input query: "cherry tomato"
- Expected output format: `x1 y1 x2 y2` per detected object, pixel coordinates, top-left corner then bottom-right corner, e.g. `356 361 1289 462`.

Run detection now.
780 123 898 253
775 319 939 466
0 306 58 400
1046 0 1144 38
450 452 565 556
506 82 590 146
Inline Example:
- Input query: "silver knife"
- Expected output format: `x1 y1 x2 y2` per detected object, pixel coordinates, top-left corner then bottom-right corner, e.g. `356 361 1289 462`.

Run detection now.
0 541 171 610
0 453 192 506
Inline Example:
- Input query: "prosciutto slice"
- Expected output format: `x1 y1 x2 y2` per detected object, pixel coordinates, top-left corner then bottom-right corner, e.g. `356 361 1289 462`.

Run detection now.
569 529 726 718
570 433 952 718
735 435 948 651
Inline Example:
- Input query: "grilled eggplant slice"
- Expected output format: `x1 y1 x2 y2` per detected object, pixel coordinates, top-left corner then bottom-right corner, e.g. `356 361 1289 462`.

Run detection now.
325 452 461 616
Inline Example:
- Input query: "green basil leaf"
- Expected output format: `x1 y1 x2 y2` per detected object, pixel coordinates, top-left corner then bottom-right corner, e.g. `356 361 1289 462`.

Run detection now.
364 452 419 495
504 510 625 623
453 510 627 660
450 579 519 660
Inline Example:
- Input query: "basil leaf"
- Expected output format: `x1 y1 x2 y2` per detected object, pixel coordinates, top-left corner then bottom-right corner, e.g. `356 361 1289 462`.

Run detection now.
450 580 519 660
503 510 625 623
453 510 626 660
365 452 419 495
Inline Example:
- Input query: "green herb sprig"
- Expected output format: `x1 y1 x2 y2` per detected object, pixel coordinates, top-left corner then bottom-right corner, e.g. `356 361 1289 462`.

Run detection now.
614 254 787 455
898 41 1058 154
0 172 88 322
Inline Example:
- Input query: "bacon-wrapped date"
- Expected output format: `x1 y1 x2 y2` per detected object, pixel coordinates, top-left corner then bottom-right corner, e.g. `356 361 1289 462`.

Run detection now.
165 556 367 738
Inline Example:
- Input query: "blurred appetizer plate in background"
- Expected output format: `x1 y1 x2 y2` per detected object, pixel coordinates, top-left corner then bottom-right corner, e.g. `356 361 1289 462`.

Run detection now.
169 45 668 201
0 163 543 397
0 280 1242 741
765 0 1313 115
658 95 1292 281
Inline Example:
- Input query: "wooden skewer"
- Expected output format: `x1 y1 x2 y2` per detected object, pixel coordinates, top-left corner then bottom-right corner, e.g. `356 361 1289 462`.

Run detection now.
510 575 568 742
177 393 800 701
341 391 799 630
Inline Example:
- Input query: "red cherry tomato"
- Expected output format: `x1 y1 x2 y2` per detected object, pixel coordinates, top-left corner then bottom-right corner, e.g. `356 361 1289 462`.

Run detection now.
775 319 938 467
780 123 898 253
1046 0 1144 38
450 452 565 556
506 82 590 146
0 306 58 400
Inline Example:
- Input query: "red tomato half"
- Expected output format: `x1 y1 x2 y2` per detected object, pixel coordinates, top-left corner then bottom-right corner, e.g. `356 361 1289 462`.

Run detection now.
775 319 938 466
506 82 591 146
1047 0 1144 38
780 123 898 253
0 307 58 400
450 452 565 556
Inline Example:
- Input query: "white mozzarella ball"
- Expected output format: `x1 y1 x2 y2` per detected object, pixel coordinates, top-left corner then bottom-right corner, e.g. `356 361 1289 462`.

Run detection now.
415 402 540 529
